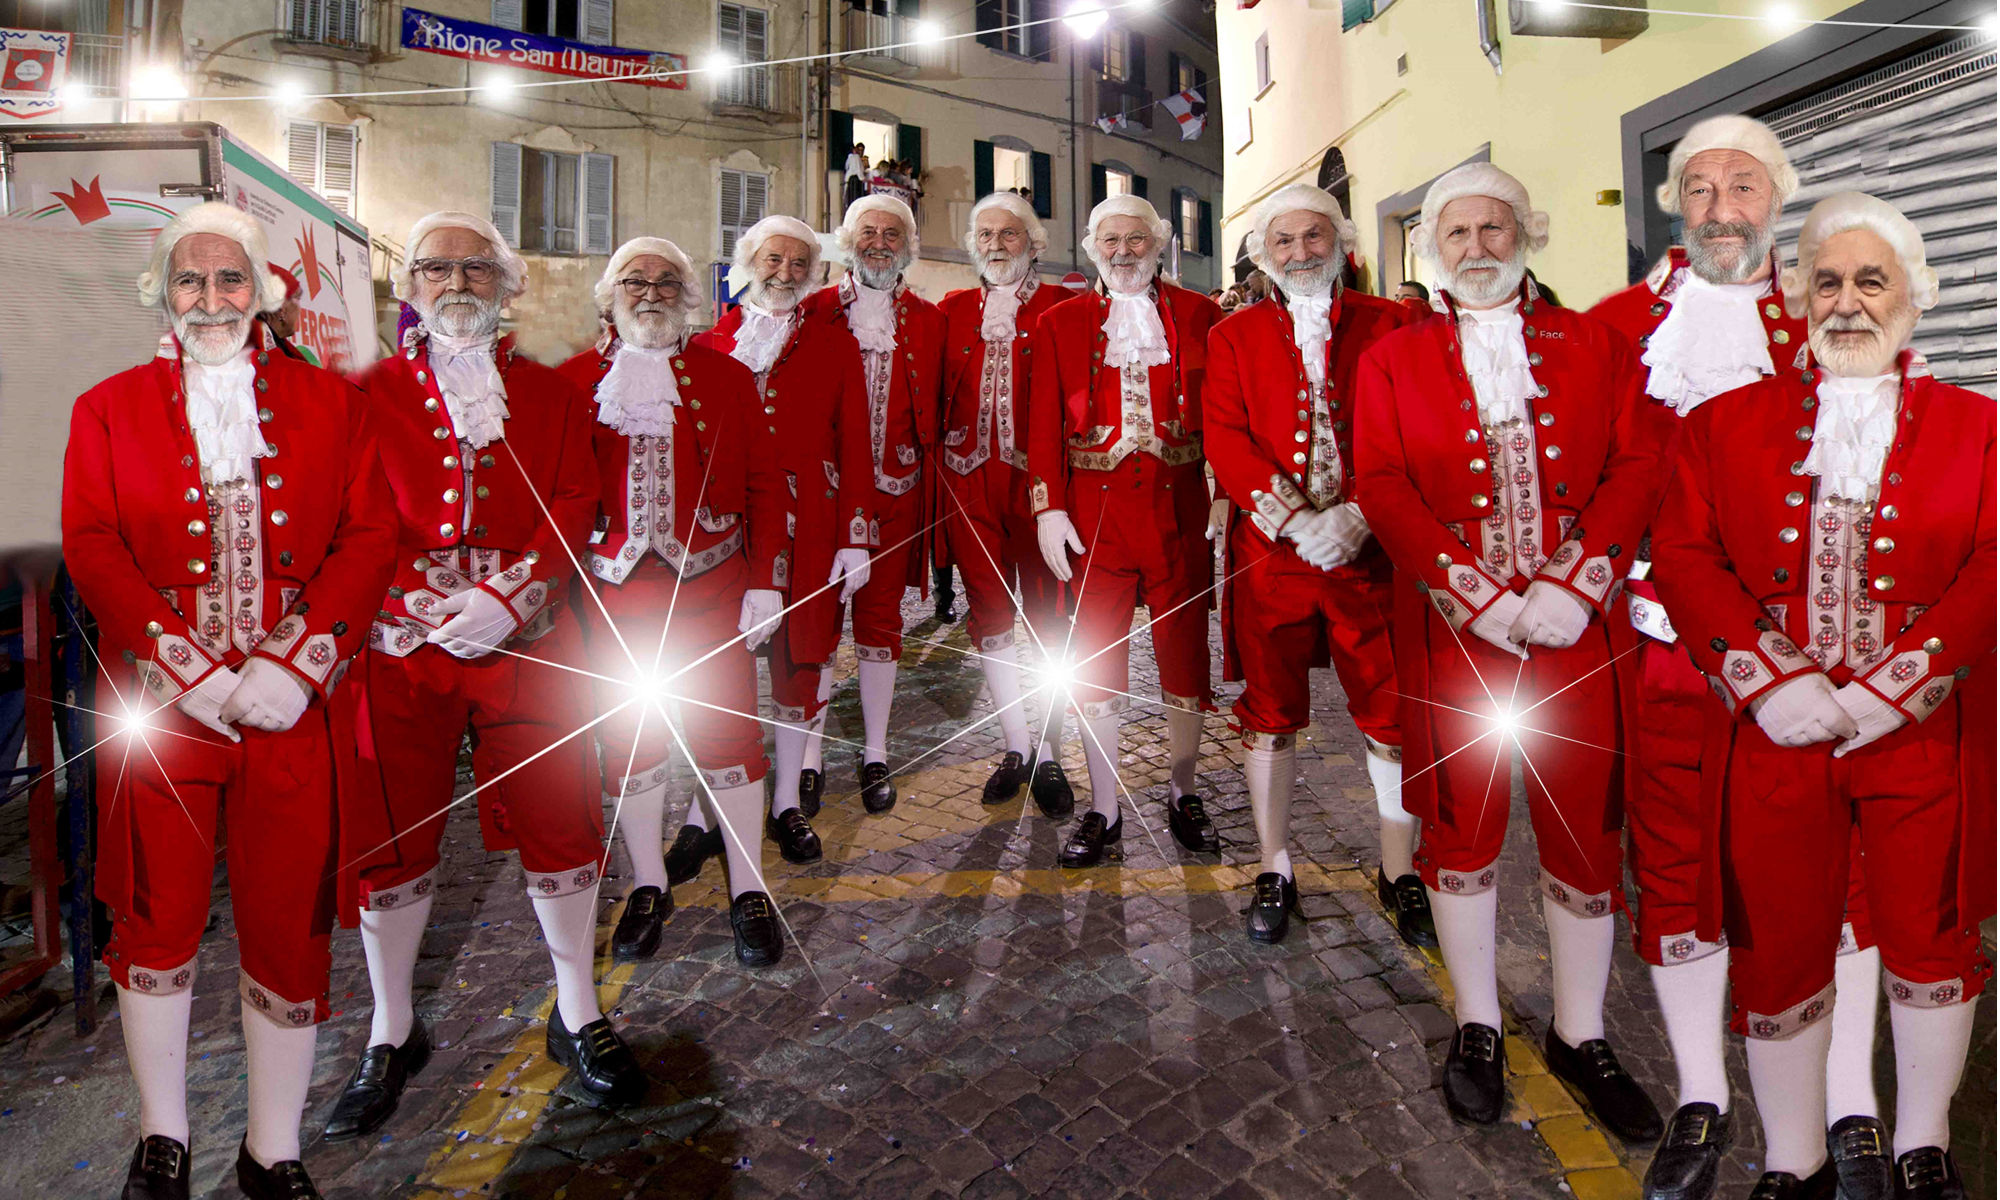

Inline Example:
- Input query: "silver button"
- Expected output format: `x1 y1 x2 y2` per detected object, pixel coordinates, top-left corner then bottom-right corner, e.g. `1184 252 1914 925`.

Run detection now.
270 510 288 526
1784 491 1804 507
1779 527 1799 543
187 519 206 536
440 522 456 538
265 474 282 489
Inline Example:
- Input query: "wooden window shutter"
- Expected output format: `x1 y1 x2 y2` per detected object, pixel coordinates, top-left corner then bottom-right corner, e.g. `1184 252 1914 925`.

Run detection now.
973 140 995 199
1031 151 1053 219
582 152 614 254
490 142 523 248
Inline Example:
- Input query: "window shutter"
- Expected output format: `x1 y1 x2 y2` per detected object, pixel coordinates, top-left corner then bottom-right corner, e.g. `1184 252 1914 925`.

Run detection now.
744 6 769 107
973 140 995 199
828 108 853 153
1088 38 1103 75
582 152 614 254
975 0 1001 49
1198 199 1213 257
897 122 923 175
1130 33 1146 86
1341 0 1372 29
744 172 768 225
320 124 358 216
490 142 523 248
1132 174 1147 200
492 0 526 31
1090 163 1106 208
332 0 361 44
719 169 743 260
1030 151 1053 219
719 2 743 52
582 0 614 42
285 120 321 191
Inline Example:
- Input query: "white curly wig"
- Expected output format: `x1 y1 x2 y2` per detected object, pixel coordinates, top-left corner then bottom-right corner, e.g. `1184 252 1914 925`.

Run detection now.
1245 182 1357 276
1411 163 1549 265
731 214 822 285
1780 190 1940 319
394 210 529 303
962 191 1049 260
834 193 920 266
1656 114 1799 216
1081 193 1172 273
137 202 287 313
594 236 705 317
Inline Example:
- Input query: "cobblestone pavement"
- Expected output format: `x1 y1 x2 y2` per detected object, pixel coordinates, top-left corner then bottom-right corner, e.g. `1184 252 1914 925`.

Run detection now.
0 587 1991 1199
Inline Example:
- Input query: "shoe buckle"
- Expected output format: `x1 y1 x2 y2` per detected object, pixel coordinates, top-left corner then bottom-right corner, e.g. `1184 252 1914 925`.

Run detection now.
145 1140 186 1175
739 897 770 919
1839 1124 1882 1158
1899 1154 1943 1188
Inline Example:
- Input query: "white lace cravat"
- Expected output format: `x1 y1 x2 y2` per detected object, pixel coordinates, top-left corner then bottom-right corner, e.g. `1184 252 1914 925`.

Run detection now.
182 350 265 486
595 341 681 437
1103 287 1171 369
1458 300 1539 426
1804 373 1899 503
730 300 793 374
425 329 510 449
1642 272 1775 415
981 280 1027 343
1283 289 1334 385
848 280 899 354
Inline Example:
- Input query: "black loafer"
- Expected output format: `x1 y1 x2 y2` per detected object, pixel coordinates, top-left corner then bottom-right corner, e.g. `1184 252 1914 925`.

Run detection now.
859 761 898 814
322 1016 431 1141
1893 1146 1965 1199
1826 1114 1892 1200
730 890 784 966
546 1007 646 1108
767 807 823 864
1166 793 1219 853
664 824 722 885
122 1134 190 1200
982 751 1032 804
1029 759 1075 818
1443 1022 1507 1125
235 1140 321 1199
934 602 956 624
798 768 825 819
1749 1161 1836 1200
1544 1029 1664 1143
1642 1102 1731 1200
1245 871 1299 943
611 885 671 963
1378 868 1440 948
1058 812 1121 868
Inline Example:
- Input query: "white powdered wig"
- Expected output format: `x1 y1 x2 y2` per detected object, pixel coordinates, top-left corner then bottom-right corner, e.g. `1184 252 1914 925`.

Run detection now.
594 236 705 316
1781 190 1940 319
835 193 921 264
1656 114 1799 215
1411 163 1549 264
1245 182 1357 275
395 210 528 302
137 202 287 313
962 191 1050 259
1081 193 1172 272
731 213 822 285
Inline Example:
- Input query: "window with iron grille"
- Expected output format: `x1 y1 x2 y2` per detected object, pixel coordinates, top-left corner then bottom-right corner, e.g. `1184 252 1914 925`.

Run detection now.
281 0 365 47
717 3 771 108
284 120 358 216
719 168 770 262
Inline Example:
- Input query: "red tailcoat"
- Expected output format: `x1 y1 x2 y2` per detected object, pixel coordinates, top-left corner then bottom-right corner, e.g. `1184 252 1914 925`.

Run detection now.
936 277 1067 558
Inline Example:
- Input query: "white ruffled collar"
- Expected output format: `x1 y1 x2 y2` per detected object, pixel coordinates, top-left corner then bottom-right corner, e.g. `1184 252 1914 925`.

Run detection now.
1805 372 1899 504
730 300 796 374
1457 299 1537 425
424 330 511 449
595 339 682 438
1280 287 1335 385
182 349 265 486
1642 271 1775 415
845 276 900 354
981 275 1036 343
1103 286 1170 369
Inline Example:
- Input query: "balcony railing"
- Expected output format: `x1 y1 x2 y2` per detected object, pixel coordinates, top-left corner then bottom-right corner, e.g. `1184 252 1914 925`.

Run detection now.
710 60 801 120
64 33 124 97
840 9 945 78
276 0 393 61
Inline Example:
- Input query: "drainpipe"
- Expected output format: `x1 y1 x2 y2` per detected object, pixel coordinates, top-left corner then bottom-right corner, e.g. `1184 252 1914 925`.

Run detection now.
1476 0 1502 74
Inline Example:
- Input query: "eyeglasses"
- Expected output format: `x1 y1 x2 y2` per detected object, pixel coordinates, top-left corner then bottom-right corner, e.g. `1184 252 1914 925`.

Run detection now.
413 257 499 284
169 268 252 296
617 277 685 299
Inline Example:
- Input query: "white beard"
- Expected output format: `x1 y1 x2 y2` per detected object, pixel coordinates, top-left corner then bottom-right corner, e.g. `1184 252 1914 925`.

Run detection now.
745 276 804 313
1810 306 1917 378
1275 256 1340 303
979 251 1032 288
418 290 503 339
1686 219 1776 286
1103 255 1159 294
173 307 253 366
853 247 911 291
614 303 688 350
1441 251 1527 309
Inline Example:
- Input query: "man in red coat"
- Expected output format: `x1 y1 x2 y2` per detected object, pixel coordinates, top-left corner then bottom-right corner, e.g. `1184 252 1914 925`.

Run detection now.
1027 194 1221 867
329 212 644 1140
692 216 875 893
64 203 395 1199
1591 115 1884 1200
1354 164 1670 1142
1653 192 1994 1200
1204 182 1430 948
801 194 946 815
557 237 784 968
938 191 1075 815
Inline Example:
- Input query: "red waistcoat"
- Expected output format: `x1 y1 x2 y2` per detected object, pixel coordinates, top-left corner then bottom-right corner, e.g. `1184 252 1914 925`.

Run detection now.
937 277 1066 475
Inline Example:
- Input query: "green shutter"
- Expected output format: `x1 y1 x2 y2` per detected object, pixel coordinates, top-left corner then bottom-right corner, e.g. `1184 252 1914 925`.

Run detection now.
897 122 923 175
1341 0 1373 30
974 140 995 200
1090 163 1107 208
1132 174 1148 200
828 109 853 155
1198 199 1213 257
1031 151 1053 219
1129 32 1146 86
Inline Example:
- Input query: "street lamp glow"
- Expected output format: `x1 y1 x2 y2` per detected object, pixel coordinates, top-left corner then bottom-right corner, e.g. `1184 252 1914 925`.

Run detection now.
271 77 305 105
702 51 737 72
910 19 942 43
131 66 188 101
56 81 90 105
1062 2 1109 36
475 73 517 100
1763 3 1801 26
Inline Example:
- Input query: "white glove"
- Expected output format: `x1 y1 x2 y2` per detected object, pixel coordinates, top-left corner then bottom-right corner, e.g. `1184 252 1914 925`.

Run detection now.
174 668 242 743
1830 680 1907 758
829 548 872 602
425 587 520 659
1748 673 1859 747
1286 502 1371 571
739 588 784 650
1508 580 1593 649
1465 589 1531 660
1204 497 1231 541
1037 510 1084 582
217 657 312 733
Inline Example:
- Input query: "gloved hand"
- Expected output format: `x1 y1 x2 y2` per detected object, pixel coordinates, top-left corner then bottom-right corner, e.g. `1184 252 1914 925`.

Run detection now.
1508 580 1593 649
739 588 784 650
1465 589 1531 660
1286 502 1370 571
1037 510 1084 582
218 657 312 733
174 667 242 742
829 548 872 602
1747 673 1858 747
1830 680 1906 758
426 587 520 659
1204 497 1231 541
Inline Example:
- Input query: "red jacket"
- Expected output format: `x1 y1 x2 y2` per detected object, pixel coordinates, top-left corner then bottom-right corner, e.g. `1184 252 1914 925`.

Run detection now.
1026 280 1222 516
556 338 782 589
353 334 598 657
937 277 1066 477
1589 247 1807 370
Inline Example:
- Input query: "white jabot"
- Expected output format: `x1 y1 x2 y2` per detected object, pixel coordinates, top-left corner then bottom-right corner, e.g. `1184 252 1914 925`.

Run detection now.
848 280 899 353
1103 288 1171 368
1642 272 1776 415
1458 299 1538 426
981 280 1027 343
425 330 510 449
594 341 681 437
730 300 793 374
1283 289 1334 385
1804 373 1899 503
182 349 266 486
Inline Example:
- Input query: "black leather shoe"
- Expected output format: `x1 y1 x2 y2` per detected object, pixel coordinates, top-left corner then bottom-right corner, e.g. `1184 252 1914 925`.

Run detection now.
1893 1146 1965 1199
322 1016 431 1141
1749 1161 1836 1200
1544 1028 1665 1143
767 807 823 864
1443 1022 1507 1125
611 885 671 963
1377 867 1440 948
859 761 898 814
1826 1114 1892 1200
1029 759 1075 818
934 601 955 624
730 890 783 966
1245 872 1299 943
1058 812 1121 867
798 768 825 819
122 1134 190 1200
1641 1102 1731 1200
1166 793 1219 853
235 1140 321 1199
664 824 722 885
546 1007 646 1108
982 751 1032 804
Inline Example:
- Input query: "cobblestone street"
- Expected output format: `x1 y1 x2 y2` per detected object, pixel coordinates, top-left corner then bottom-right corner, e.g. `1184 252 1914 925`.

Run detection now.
1 590 1991 1199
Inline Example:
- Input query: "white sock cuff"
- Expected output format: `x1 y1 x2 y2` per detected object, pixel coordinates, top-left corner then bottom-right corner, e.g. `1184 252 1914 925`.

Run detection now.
239 970 320 1028
362 868 439 913
523 860 604 899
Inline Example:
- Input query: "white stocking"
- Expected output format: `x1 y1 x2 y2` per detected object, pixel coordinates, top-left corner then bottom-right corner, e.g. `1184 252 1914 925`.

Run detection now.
1244 740 1298 880
1166 707 1203 799
1746 1020 1833 1176
360 893 432 1048
771 720 806 817
981 653 1032 757
1368 746 1417 880
1544 895 1614 1046
241 1006 315 1167
859 658 897 764
1648 951 1732 1110
1429 885 1503 1029
117 985 192 1145
1080 711 1122 820
682 791 713 833
611 772 670 892
710 781 769 900
1889 996 1977 1155
1825 946 1882 1122
803 664 834 773
531 888 603 1032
